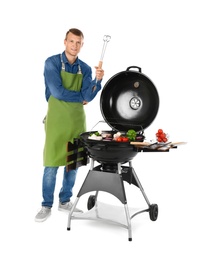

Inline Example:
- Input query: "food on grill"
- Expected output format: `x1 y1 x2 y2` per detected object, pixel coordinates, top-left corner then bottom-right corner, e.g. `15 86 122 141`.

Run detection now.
88 129 139 142
113 132 122 140
126 129 137 141
88 134 103 140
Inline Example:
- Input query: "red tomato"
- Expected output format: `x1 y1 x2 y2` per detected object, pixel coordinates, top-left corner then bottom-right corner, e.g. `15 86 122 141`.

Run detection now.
158 129 163 134
160 133 166 138
116 137 123 142
157 137 162 142
122 137 129 142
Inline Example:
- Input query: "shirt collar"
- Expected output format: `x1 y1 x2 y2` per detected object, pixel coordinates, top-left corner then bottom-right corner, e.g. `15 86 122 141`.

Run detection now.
62 51 80 66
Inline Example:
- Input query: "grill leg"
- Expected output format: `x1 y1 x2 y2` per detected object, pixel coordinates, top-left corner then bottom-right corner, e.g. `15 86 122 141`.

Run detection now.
67 197 80 230
124 203 132 241
129 161 151 206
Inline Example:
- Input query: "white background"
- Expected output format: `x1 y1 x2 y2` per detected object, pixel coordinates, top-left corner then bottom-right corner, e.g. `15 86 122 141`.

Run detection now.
0 0 204 259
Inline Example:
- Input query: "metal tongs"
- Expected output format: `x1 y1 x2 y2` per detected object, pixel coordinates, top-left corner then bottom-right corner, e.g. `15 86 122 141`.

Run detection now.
98 35 111 69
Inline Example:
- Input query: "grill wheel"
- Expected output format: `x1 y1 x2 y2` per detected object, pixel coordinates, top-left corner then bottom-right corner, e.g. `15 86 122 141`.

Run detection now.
87 195 96 210
149 204 159 221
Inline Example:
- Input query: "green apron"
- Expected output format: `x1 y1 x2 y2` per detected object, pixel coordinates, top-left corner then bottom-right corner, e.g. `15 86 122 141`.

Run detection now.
43 64 86 167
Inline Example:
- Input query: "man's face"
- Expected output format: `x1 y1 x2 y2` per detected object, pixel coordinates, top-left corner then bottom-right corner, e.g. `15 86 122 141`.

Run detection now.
64 32 84 57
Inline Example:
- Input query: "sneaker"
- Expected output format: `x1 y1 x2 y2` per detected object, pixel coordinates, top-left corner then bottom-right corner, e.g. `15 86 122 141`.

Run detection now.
35 206 51 222
58 201 83 213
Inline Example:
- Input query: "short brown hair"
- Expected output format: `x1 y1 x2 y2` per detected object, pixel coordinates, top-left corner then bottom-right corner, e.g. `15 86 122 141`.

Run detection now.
65 28 84 40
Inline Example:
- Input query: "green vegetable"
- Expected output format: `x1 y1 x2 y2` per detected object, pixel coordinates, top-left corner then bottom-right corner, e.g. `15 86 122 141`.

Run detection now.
90 131 101 136
126 129 137 141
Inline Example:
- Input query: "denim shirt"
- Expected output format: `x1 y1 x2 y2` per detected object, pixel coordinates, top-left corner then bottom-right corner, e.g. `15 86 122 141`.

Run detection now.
44 51 102 103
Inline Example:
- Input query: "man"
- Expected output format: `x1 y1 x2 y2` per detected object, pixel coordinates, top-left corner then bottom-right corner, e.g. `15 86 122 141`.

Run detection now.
35 28 104 222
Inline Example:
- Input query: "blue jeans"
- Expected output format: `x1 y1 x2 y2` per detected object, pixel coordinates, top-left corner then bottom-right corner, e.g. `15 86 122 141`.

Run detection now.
42 166 77 208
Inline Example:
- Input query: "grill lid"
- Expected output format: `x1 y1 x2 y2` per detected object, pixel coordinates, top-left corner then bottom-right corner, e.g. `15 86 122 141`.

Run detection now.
100 66 160 132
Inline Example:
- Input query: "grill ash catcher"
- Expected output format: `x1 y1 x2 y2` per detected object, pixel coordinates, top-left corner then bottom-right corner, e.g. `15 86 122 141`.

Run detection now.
65 35 170 242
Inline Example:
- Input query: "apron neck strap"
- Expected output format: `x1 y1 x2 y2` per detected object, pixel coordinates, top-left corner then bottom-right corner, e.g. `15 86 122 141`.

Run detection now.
60 53 82 74
77 64 82 74
60 54 65 71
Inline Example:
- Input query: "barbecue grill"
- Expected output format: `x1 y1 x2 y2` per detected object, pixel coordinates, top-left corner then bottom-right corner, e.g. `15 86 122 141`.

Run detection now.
66 66 162 241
